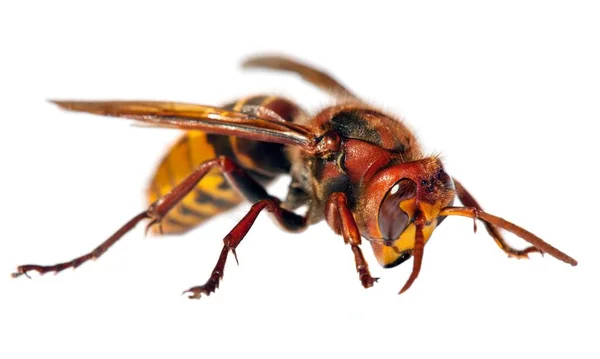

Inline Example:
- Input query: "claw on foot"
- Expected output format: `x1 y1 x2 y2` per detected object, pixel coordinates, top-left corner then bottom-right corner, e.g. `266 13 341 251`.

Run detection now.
359 271 379 288
182 272 222 299
144 218 163 236
506 246 544 260
11 267 31 279
12 265 48 279
182 286 211 299
231 248 239 266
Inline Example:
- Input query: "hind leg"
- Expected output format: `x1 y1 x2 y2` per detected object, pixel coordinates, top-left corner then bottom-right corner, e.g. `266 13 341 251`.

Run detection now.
13 157 301 279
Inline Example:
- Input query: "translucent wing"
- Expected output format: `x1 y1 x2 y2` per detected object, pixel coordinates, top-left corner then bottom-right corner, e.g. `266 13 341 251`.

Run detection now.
242 55 359 100
51 100 318 152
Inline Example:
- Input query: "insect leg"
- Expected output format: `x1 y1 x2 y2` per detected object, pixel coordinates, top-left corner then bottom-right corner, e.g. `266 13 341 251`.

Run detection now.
439 206 577 266
11 157 277 278
453 178 543 259
325 193 378 288
12 212 148 278
182 198 306 299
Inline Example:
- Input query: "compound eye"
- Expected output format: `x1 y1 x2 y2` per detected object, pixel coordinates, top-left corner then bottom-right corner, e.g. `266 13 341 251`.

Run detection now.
378 179 417 240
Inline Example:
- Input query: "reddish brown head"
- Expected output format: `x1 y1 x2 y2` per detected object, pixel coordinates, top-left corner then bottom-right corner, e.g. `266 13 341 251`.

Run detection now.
359 157 455 268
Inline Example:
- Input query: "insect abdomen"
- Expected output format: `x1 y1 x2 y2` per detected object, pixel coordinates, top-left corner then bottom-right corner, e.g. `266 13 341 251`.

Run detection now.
147 95 305 235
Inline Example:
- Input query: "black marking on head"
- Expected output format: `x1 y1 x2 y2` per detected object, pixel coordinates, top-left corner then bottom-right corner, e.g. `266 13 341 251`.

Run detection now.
383 251 412 269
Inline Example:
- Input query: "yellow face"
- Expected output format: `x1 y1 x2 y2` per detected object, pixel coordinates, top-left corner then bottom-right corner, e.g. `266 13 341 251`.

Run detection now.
361 159 456 268
370 199 443 267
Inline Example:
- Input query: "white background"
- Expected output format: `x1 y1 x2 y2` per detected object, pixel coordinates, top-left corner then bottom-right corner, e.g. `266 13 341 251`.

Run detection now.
1 1 598 358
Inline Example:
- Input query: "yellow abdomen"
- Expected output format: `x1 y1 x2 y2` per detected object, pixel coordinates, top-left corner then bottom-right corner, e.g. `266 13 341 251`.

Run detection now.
147 131 243 234
147 95 302 235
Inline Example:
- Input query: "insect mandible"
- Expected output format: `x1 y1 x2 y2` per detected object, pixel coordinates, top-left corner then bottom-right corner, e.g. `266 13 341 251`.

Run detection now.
12 55 578 298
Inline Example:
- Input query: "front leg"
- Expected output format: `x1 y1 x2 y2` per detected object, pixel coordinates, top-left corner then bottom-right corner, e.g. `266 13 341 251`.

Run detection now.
325 192 378 288
453 178 543 259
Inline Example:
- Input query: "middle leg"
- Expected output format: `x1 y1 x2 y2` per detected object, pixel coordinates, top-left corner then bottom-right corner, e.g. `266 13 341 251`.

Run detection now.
180 155 308 298
183 198 306 299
